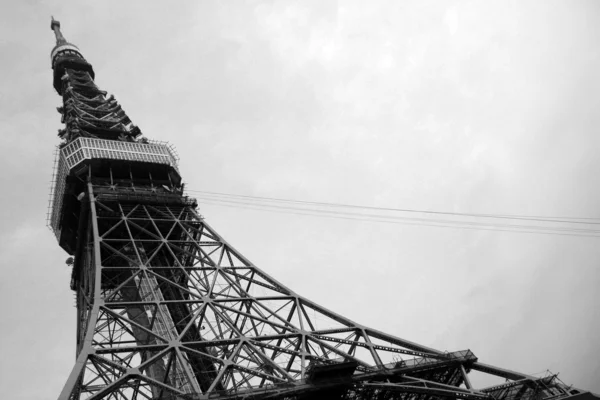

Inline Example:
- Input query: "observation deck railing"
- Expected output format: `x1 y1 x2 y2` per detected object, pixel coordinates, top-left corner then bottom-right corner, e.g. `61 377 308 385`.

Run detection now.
48 137 179 239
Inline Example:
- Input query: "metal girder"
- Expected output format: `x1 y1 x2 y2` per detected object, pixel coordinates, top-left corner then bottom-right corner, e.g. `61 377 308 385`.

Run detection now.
359 382 492 400
55 189 584 400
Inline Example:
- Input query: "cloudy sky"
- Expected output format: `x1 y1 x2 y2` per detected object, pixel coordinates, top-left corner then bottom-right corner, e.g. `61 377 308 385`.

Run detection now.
1 1 599 398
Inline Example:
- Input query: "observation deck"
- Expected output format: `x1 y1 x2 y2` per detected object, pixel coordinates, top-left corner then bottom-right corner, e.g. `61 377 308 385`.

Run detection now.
48 137 181 252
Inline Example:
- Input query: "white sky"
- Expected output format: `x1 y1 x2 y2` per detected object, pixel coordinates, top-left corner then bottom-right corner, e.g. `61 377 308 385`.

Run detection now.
0 1 599 398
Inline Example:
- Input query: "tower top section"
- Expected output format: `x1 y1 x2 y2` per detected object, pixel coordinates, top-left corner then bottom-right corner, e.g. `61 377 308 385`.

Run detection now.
49 17 94 94
50 17 81 63
50 17 68 46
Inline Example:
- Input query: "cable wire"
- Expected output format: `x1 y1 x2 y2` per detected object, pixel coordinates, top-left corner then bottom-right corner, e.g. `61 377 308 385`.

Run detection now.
187 191 600 237
186 189 600 224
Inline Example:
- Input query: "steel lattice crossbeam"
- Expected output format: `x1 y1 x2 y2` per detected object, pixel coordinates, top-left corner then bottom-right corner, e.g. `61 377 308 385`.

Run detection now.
57 194 579 400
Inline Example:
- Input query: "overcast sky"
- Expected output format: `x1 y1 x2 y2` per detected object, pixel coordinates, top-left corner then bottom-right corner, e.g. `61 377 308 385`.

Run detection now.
0 1 599 398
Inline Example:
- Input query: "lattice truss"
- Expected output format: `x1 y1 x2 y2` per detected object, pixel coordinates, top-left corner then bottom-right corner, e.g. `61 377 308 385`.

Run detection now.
59 186 578 400
58 69 140 141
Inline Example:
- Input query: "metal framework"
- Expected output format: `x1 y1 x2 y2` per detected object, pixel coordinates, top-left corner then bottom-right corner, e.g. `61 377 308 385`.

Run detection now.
46 18 598 400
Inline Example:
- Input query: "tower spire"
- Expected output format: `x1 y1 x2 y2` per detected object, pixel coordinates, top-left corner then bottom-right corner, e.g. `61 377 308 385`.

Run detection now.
49 17 94 94
50 16 67 46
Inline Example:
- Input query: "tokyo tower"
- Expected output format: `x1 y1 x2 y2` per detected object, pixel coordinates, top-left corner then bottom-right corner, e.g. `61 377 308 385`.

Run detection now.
48 18 598 400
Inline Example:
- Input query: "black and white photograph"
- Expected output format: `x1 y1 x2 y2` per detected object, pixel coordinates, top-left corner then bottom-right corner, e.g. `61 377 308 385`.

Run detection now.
0 1 598 399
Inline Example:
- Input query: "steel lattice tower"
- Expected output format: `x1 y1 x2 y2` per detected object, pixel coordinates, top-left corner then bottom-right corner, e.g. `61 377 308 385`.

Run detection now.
48 19 597 400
